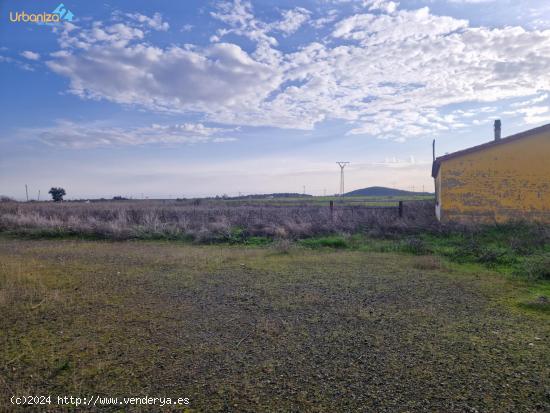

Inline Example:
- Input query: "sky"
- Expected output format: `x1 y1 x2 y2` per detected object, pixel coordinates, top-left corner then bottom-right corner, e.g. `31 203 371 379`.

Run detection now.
1 0 550 200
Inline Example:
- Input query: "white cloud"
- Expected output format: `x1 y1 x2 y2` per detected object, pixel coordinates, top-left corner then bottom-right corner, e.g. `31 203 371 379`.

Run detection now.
311 9 339 29
0 54 34 71
44 3 550 140
273 8 311 35
65 22 144 48
332 8 468 42
363 0 399 14
125 12 169 31
209 2 310 53
20 50 40 60
511 93 548 107
374 155 429 168
210 0 275 46
20 120 235 148
46 31 281 114
516 105 550 124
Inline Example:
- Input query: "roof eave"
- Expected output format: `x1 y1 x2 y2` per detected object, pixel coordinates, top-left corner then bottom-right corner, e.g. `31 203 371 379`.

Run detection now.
431 121 550 174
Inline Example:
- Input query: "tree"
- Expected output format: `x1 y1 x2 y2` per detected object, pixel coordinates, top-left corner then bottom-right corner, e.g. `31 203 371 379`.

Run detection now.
0 195 15 202
48 187 66 202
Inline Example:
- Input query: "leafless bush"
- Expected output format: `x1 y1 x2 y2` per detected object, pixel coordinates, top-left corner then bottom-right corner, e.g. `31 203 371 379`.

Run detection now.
0 200 437 241
271 238 294 254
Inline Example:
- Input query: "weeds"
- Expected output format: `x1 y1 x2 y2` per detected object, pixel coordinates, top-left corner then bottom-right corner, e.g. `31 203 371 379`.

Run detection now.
299 235 349 249
516 254 550 281
0 200 435 241
1 238 548 411
271 239 293 254
1 201 549 283
399 237 430 255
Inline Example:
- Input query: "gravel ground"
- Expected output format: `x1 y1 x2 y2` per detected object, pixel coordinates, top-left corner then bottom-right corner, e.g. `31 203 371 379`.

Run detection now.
0 238 548 412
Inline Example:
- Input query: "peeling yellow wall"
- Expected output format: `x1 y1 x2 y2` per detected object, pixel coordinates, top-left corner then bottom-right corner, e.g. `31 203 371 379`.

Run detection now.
439 130 550 223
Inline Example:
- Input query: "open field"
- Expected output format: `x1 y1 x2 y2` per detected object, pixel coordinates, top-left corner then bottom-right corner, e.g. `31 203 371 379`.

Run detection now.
218 195 435 207
0 199 435 241
1 199 549 281
1 238 549 412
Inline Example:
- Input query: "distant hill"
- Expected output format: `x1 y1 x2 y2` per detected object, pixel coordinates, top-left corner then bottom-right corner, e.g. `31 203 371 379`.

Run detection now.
344 186 433 197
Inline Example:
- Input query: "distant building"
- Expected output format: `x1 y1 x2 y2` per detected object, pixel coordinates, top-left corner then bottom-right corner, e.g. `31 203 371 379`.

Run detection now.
432 121 550 223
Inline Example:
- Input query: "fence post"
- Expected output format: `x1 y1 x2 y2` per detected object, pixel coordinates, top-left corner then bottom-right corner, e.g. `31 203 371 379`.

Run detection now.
398 201 403 218
329 200 334 221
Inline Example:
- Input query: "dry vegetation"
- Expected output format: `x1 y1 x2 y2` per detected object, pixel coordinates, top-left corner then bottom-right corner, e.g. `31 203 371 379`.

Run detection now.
1 200 549 283
1 239 549 412
1 200 548 411
0 200 435 241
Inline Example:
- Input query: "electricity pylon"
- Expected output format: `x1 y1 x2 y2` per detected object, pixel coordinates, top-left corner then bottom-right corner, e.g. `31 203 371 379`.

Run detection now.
336 162 350 197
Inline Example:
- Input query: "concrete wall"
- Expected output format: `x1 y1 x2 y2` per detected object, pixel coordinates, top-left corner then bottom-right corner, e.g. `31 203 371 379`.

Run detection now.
439 129 550 223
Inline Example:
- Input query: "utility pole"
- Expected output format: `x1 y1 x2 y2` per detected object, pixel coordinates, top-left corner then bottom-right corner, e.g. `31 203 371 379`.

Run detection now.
37 190 40 201
336 162 350 197
303 185 306 195
25 184 29 202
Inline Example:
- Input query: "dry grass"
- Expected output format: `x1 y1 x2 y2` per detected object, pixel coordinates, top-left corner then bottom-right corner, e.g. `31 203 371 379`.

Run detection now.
0 259 62 309
0 200 436 241
411 255 444 270
1 238 548 412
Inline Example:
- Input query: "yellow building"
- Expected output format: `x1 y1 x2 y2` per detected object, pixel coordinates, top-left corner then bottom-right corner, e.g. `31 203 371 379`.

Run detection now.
432 121 550 223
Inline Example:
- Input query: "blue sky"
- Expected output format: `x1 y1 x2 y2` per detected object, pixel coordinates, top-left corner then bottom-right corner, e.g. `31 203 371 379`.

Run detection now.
1 0 550 199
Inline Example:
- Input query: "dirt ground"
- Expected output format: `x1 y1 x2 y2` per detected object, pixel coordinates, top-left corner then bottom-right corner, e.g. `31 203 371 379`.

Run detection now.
0 238 548 412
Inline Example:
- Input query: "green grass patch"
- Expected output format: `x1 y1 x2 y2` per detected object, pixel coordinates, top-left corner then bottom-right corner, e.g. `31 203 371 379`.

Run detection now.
299 235 350 249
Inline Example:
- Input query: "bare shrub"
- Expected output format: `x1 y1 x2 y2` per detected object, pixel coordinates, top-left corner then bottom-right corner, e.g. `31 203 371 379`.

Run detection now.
271 239 293 254
0 200 437 241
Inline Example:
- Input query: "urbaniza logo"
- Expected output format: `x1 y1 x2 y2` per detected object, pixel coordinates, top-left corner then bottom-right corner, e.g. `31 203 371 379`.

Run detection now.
9 3 74 24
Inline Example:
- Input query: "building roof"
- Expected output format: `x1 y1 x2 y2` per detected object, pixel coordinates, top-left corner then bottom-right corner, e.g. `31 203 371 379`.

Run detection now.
431 122 550 178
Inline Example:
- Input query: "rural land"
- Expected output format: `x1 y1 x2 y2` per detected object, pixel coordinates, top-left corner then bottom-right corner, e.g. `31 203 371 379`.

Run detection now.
0 191 549 411
2 0 550 412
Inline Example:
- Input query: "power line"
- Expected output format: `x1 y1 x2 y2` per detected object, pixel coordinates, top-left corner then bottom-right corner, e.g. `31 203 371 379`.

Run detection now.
336 162 350 197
